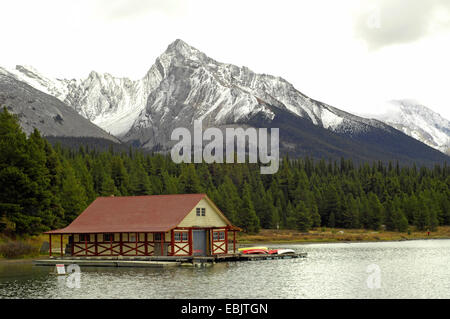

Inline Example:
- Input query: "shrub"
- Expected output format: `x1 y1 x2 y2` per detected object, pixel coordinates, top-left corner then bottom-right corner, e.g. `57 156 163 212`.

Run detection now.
0 241 39 258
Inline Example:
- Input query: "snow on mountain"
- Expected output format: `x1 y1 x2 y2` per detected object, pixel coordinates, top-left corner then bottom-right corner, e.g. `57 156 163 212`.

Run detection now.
2 40 448 164
364 100 450 155
2 39 392 146
0 69 121 143
121 40 395 149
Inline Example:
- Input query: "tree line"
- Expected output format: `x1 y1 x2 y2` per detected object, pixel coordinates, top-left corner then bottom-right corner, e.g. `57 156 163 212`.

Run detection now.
1 108 449 236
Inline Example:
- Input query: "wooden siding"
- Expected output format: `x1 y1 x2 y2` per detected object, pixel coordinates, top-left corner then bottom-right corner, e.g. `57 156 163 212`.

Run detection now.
177 198 228 228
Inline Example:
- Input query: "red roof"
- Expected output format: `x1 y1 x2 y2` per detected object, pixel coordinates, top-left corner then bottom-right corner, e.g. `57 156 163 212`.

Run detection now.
45 194 233 234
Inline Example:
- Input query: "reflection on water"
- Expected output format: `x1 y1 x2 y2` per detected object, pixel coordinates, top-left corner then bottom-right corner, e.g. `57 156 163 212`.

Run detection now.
1 239 449 299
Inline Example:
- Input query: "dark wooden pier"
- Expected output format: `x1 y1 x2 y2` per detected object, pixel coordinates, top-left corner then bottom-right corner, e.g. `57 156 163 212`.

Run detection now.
33 252 307 268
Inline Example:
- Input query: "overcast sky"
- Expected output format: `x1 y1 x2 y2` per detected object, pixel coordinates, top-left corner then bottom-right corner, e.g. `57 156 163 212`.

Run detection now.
1 0 450 119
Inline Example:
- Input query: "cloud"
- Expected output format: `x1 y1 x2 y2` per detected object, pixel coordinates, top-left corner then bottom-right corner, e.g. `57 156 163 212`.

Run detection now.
93 0 188 20
354 0 450 50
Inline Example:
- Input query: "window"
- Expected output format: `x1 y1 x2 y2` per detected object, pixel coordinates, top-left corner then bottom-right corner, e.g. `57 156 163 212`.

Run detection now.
129 233 136 242
196 207 206 216
174 231 189 242
154 233 162 241
79 234 90 242
104 233 114 242
213 231 225 241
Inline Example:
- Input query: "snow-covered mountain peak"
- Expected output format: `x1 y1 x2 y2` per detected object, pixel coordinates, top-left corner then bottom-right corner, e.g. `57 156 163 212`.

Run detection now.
166 39 198 55
365 100 450 155
0 40 401 147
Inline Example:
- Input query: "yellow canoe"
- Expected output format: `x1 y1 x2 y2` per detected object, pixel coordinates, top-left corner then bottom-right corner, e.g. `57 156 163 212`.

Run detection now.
238 246 268 252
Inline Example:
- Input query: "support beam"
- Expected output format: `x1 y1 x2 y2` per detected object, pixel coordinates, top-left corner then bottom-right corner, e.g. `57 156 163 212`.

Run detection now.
60 234 63 257
95 234 98 256
145 233 148 256
71 234 74 256
225 228 228 254
120 233 123 255
49 234 52 257
233 231 236 253
188 228 193 256
170 230 174 256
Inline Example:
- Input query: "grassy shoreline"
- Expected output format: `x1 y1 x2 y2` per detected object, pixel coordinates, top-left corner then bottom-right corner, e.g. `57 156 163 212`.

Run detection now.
0 234 47 262
236 226 450 245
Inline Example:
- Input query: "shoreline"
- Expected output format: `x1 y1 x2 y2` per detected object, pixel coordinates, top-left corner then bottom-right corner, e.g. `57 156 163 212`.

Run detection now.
237 236 450 246
236 227 450 245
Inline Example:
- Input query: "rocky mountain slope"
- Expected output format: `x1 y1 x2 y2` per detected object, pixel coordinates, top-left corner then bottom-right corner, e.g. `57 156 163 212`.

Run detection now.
365 100 449 155
0 68 121 143
1 40 448 165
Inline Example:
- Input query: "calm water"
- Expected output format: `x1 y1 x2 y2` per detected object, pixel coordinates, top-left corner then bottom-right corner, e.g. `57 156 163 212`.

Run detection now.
1 239 449 299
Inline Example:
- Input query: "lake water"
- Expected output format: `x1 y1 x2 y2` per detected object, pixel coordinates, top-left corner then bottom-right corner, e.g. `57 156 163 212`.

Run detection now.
1 239 449 299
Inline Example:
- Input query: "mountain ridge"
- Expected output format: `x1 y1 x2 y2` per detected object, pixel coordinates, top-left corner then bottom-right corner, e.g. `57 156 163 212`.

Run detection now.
1 39 448 165
0 68 121 143
363 100 450 155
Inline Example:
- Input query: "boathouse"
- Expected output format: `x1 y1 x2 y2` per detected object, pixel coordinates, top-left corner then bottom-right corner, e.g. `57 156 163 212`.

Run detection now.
45 194 240 257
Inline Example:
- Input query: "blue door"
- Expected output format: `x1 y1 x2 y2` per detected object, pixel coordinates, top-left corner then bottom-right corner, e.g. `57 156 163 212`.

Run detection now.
192 230 206 256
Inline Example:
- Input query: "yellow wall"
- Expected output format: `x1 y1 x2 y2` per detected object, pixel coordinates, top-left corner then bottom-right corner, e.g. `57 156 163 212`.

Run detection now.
177 198 228 228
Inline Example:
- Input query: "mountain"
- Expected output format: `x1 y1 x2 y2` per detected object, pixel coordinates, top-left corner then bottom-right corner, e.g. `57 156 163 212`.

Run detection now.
0 67 121 144
2 40 449 165
363 100 450 155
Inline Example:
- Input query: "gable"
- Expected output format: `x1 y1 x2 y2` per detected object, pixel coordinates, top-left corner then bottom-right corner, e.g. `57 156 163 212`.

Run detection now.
177 198 228 228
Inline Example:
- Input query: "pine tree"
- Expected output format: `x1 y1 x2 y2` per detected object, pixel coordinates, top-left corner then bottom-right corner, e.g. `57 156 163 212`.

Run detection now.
111 157 130 195
129 160 152 195
238 183 260 233
60 161 88 223
178 164 204 194
367 192 383 230
295 201 312 232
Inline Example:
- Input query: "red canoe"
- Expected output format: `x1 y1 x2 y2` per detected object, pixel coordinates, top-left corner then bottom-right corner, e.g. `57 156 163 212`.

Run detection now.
241 248 269 254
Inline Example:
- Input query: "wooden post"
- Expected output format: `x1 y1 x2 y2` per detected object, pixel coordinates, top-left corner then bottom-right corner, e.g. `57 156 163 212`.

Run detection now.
160 232 164 256
120 233 123 255
225 228 228 254
135 232 138 256
170 230 175 256
60 234 63 257
145 233 148 256
49 234 52 257
211 230 215 255
110 233 113 256
233 231 236 253
85 234 87 256
71 234 74 256
188 228 193 256
95 234 98 256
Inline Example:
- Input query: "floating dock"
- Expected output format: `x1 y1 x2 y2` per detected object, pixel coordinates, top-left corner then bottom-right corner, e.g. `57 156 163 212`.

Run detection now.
33 252 307 268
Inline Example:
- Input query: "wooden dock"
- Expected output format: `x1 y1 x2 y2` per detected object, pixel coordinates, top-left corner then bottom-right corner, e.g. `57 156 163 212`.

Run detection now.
33 252 307 268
